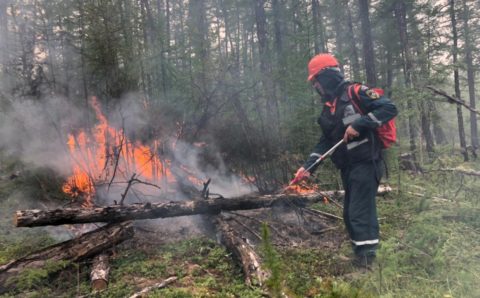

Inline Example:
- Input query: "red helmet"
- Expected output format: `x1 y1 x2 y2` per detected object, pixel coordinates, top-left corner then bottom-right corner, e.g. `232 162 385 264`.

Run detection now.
307 53 339 81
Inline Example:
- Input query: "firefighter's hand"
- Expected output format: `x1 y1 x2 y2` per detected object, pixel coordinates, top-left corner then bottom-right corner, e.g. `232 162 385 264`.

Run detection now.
292 167 310 184
343 125 359 143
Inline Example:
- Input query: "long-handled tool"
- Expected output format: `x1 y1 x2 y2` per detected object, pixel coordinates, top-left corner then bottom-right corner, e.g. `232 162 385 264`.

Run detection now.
287 139 345 187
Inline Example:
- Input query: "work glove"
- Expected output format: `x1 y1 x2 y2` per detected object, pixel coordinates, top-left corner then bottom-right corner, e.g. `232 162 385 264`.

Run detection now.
343 125 359 143
291 167 311 185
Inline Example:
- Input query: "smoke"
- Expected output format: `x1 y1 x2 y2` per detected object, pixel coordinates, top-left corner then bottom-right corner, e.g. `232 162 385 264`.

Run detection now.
0 96 85 176
172 140 256 198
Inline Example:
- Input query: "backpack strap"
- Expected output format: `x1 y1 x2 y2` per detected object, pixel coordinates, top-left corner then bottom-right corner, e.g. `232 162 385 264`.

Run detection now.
347 84 364 114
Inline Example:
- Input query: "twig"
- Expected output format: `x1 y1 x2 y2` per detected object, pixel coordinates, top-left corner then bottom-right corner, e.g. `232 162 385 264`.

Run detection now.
128 276 177 298
405 191 452 202
303 207 343 220
229 217 262 241
427 168 480 177
202 178 211 199
228 211 289 242
318 192 343 209
120 173 137 205
108 132 125 191
316 226 338 234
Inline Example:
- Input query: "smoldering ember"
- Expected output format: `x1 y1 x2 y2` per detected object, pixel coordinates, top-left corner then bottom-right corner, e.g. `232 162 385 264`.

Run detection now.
0 0 479 297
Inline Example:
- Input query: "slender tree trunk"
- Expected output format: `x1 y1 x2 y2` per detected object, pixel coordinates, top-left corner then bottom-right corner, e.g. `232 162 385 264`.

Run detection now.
272 0 283 57
189 0 209 86
332 0 346 74
311 0 326 53
449 0 469 161
420 102 435 158
385 46 393 96
462 0 478 155
346 2 361 81
393 0 420 169
358 0 376 85
407 8 436 158
431 102 448 145
0 1 9 70
253 0 279 139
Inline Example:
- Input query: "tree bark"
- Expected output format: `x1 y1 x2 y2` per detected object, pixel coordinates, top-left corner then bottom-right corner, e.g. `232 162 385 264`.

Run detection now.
91 253 110 292
14 187 392 227
449 0 469 161
0 222 133 294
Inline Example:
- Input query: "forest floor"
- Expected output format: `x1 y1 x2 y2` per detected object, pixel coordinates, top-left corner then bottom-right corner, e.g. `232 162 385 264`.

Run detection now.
0 152 479 298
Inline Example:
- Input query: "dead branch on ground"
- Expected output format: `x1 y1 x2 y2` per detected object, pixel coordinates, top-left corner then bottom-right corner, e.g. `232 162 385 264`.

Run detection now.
128 276 177 298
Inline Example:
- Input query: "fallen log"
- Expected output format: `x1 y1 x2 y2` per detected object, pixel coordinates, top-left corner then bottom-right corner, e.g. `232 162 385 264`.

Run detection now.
215 214 269 287
14 186 392 227
0 222 133 294
91 253 110 292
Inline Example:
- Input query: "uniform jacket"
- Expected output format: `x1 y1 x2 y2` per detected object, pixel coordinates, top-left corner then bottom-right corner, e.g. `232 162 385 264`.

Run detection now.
303 83 398 171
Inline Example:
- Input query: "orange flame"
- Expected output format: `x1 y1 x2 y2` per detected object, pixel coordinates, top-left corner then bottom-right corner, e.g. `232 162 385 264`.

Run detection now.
63 97 179 206
284 182 320 195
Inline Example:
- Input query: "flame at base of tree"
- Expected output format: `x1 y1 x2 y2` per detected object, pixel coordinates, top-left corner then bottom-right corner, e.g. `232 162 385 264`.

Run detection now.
62 97 178 206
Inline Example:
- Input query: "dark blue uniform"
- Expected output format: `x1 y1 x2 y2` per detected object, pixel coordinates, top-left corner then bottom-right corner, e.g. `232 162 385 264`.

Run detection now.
303 83 397 258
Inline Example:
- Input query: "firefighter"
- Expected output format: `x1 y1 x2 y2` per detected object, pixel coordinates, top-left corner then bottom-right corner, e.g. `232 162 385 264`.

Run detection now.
294 53 398 268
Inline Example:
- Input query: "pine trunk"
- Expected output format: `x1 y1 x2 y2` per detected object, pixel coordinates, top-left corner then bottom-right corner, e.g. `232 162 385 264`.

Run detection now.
394 0 420 169
449 0 469 161
462 0 478 154
358 0 376 85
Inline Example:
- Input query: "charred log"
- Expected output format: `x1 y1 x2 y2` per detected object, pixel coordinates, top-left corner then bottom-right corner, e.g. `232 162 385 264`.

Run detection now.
0 222 133 294
14 187 392 227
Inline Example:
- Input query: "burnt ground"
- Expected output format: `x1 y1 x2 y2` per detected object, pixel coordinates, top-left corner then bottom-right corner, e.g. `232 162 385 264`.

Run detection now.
130 203 345 252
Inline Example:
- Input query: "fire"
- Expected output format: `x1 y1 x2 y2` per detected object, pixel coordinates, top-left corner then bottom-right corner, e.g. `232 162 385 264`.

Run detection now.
63 97 180 206
284 182 320 195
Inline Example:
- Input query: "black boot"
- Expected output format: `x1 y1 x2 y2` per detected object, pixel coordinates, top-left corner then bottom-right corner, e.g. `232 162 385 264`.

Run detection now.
351 254 376 270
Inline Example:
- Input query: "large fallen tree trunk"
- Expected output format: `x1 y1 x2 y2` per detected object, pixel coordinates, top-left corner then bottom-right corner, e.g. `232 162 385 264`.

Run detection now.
14 186 392 227
0 222 133 294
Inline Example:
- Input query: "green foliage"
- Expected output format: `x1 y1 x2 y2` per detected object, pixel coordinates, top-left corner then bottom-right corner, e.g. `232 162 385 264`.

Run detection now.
8 260 70 291
261 223 284 298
